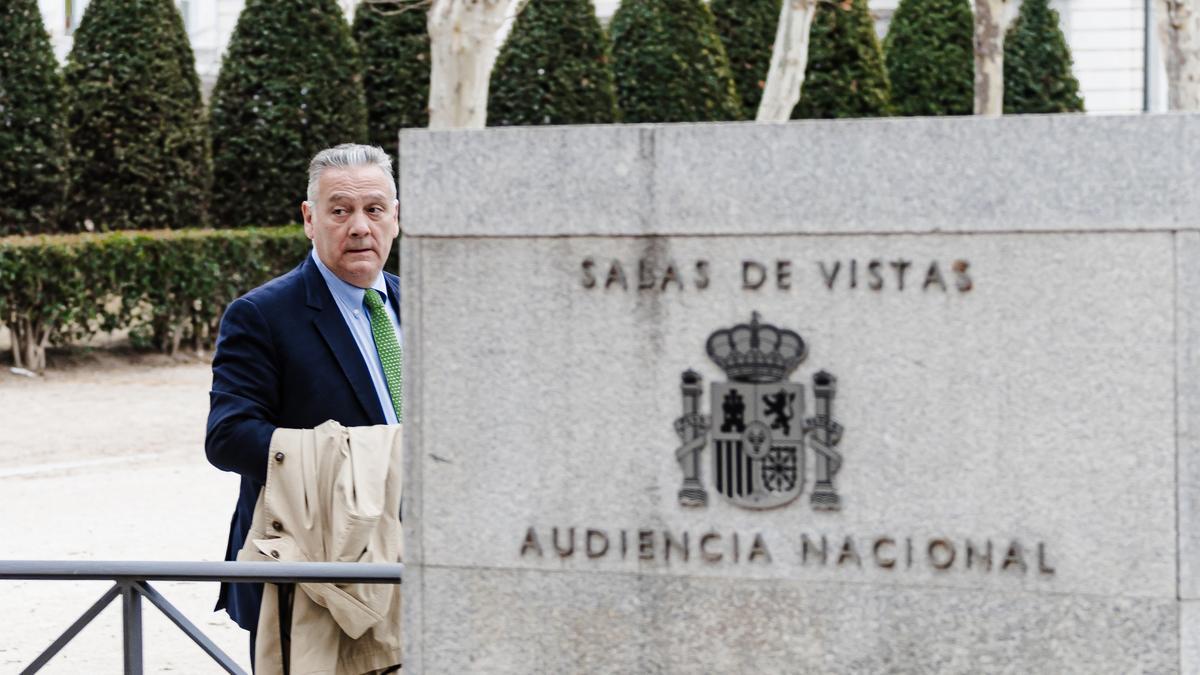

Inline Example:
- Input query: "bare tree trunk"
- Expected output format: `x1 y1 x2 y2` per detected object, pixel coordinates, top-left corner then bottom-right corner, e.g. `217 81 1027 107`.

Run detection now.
170 320 184 357
1159 0 1200 109
756 0 818 122
34 326 49 372
427 0 513 129
10 317 48 372
974 0 1007 116
9 320 25 370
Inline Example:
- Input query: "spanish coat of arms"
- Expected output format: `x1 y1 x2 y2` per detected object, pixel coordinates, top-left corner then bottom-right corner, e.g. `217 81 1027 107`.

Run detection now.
674 312 844 511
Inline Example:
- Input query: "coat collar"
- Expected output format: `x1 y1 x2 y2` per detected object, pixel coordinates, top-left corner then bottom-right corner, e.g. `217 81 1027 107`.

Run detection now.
384 271 401 321
303 251 401 318
301 256 389 424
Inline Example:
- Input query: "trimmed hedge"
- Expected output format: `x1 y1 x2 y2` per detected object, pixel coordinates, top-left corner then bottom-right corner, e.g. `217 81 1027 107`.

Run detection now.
64 0 211 231
610 0 742 122
883 0 974 116
0 227 311 370
793 0 892 119
0 0 69 235
210 0 367 228
710 0 781 121
353 2 430 165
1004 0 1084 114
488 0 619 126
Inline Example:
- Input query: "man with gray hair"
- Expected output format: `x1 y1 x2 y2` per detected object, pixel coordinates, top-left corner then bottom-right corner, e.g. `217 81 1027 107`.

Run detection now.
205 143 403 657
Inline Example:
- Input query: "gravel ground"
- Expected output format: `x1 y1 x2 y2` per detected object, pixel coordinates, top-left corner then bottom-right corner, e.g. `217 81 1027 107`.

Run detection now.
0 358 252 673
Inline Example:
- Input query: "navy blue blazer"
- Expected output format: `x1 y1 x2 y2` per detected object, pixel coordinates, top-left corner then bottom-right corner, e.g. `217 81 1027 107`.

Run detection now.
205 254 400 630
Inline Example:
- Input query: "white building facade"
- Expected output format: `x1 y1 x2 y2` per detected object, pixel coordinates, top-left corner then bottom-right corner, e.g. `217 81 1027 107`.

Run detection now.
39 0 1164 113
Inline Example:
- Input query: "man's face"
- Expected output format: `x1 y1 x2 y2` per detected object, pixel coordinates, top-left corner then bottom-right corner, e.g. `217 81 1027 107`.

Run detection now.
302 165 399 288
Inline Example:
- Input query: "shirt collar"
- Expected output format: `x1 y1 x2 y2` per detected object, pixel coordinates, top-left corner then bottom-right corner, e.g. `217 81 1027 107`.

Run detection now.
311 248 387 309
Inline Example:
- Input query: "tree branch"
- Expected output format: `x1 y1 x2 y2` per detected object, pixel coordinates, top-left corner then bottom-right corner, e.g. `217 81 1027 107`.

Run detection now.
362 0 432 16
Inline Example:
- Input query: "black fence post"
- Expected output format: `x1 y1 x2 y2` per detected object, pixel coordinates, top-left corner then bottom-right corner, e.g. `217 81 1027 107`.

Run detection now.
120 580 143 675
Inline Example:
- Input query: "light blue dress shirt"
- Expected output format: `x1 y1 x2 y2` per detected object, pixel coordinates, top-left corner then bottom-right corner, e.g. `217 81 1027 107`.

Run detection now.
311 248 402 425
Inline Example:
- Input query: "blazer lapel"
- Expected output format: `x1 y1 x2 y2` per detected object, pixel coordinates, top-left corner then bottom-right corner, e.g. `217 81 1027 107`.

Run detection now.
385 274 401 323
303 258 387 424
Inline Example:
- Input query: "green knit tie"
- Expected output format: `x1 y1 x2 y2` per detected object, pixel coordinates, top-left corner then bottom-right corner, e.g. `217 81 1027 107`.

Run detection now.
363 289 403 423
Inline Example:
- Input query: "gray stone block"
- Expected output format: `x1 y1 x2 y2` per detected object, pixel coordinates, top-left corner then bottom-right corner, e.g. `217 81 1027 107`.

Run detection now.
417 567 1178 674
399 114 1200 238
1183 600 1200 674
399 119 1200 673
1178 231 1200 601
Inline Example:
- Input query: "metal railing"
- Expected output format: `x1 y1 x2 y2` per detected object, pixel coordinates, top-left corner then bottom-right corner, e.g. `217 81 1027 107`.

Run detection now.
0 560 404 675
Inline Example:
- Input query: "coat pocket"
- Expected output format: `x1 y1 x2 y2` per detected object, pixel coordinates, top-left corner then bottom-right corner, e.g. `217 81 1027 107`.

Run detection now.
330 511 379 563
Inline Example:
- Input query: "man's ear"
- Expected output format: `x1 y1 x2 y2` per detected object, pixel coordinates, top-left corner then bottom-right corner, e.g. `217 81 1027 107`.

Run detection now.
301 200 315 239
391 199 401 237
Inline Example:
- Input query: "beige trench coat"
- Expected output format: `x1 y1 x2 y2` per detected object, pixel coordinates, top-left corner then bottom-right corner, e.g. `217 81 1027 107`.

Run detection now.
238 420 403 675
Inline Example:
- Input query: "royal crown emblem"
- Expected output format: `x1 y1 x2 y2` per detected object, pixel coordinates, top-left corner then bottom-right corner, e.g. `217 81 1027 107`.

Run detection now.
674 312 845 511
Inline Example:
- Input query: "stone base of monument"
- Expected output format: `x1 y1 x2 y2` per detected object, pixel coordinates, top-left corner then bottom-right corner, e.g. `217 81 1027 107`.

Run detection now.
399 115 1200 673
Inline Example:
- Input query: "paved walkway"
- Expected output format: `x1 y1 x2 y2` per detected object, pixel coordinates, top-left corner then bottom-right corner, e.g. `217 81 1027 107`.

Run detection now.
0 361 252 673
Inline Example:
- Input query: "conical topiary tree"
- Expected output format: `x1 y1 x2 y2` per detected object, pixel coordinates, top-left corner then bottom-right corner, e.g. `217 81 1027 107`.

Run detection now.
487 0 619 126
353 1 429 163
710 0 780 121
0 0 69 234
1003 0 1084 113
64 0 210 231
883 0 973 116
794 0 891 118
211 0 367 228
610 0 742 123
